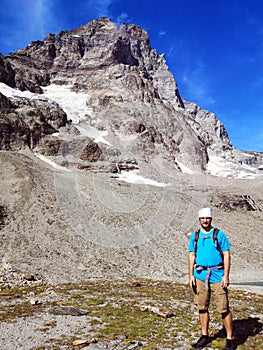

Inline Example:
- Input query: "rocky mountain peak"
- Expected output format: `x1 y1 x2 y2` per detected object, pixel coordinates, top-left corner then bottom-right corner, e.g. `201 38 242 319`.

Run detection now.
0 17 262 176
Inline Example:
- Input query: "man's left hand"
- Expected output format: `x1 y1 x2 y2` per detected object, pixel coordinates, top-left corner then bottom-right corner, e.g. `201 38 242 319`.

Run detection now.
221 276 229 289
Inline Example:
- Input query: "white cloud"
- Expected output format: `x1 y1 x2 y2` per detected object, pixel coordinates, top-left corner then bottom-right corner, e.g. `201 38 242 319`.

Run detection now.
87 1 133 27
164 38 216 109
167 41 184 58
181 60 215 107
0 0 57 54
27 0 56 38
88 0 115 18
158 30 166 37
0 0 127 55
115 12 131 26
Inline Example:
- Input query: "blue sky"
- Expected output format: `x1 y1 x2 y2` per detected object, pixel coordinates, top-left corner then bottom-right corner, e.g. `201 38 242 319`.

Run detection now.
0 0 262 151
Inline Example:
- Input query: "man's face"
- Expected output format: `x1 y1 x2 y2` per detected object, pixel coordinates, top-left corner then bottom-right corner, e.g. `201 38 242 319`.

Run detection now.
199 217 212 231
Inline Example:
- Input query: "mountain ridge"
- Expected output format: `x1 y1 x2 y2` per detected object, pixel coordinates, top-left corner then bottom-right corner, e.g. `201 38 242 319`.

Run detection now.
0 17 234 172
1 18 262 170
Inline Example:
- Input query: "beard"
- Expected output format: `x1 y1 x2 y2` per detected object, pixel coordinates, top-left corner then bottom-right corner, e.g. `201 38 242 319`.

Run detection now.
200 221 212 231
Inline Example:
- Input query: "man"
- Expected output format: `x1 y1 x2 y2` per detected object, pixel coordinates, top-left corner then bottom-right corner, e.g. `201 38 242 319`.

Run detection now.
188 208 235 350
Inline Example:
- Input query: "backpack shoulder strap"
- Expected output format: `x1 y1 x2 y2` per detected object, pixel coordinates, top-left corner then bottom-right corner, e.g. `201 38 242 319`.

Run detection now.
213 228 224 260
193 229 200 253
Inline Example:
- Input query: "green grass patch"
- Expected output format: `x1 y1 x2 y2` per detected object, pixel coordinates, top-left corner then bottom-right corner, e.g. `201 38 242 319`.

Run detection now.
0 279 262 349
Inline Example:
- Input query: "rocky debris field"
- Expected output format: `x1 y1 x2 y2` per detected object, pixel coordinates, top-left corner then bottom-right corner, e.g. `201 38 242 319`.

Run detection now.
1 150 263 286
0 278 262 350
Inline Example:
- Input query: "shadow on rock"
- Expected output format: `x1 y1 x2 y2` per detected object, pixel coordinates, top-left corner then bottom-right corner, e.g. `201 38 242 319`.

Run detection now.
211 317 263 347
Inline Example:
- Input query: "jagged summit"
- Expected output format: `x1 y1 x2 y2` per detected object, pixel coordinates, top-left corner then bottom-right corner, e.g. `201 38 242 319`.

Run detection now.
0 17 262 176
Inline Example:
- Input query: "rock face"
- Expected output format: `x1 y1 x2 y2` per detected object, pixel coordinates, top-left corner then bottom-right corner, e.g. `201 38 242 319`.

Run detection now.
0 17 246 173
0 54 15 87
0 91 67 151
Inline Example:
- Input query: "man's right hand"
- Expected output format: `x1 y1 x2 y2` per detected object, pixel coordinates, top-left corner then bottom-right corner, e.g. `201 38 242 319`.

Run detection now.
189 275 195 288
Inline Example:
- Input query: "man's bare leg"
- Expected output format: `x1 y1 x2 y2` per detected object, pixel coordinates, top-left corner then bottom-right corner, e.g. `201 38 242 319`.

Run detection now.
199 310 209 335
222 311 233 339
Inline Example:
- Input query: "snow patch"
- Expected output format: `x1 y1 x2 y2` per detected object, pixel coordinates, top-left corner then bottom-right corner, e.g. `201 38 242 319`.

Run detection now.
34 152 71 172
116 132 138 142
42 84 110 145
0 82 35 99
42 84 91 124
207 155 261 179
116 170 171 187
76 122 111 145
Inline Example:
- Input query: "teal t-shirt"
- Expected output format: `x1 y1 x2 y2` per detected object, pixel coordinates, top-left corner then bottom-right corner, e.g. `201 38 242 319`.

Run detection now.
188 228 231 283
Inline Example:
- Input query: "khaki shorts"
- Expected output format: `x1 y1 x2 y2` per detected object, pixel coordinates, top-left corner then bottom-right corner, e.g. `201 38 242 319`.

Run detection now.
194 278 230 314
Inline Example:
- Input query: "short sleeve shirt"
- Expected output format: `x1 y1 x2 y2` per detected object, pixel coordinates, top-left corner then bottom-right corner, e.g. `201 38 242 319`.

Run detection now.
188 228 231 283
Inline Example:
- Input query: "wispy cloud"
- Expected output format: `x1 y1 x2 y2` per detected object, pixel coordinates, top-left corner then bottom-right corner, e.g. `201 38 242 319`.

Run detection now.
87 0 115 18
115 12 132 26
0 0 57 54
87 1 134 27
0 0 128 55
166 39 184 57
26 0 57 38
164 40 215 107
158 30 166 37
181 61 215 107
85 0 132 26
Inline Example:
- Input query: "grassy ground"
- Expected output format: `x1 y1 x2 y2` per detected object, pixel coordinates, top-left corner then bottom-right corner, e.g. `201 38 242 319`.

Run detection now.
0 279 262 349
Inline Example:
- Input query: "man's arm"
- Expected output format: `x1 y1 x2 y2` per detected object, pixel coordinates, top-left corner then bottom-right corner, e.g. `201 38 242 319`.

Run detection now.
188 252 196 288
222 250 231 288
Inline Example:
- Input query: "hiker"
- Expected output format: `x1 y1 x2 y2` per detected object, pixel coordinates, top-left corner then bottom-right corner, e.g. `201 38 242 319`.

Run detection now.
188 208 235 350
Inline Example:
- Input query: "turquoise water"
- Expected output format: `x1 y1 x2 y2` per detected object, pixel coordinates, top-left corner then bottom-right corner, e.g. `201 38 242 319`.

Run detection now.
232 282 263 287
